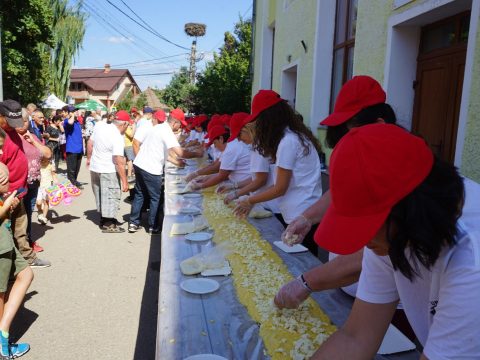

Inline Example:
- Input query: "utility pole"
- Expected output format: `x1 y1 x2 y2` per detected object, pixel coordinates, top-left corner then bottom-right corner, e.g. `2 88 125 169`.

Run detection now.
184 23 206 85
189 39 197 84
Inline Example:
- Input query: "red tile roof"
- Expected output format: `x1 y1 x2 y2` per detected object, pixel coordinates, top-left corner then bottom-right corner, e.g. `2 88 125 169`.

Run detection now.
70 68 138 93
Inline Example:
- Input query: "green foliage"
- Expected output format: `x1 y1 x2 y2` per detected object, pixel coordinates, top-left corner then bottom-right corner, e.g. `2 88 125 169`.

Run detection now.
193 17 252 114
134 92 147 110
161 66 196 111
0 0 54 103
47 0 87 101
116 91 134 111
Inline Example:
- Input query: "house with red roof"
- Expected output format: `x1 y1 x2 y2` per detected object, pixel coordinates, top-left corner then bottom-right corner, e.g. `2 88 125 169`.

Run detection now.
68 64 140 110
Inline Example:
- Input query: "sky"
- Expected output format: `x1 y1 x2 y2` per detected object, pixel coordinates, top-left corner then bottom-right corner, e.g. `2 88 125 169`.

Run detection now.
74 0 253 91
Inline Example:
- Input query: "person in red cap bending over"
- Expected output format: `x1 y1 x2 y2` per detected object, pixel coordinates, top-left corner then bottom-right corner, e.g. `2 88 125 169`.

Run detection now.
275 76 400 303
86 110 130 232
189 112 251 193
233 90 323 253
307 123 480 359
128 109 201 234
184 114 208 147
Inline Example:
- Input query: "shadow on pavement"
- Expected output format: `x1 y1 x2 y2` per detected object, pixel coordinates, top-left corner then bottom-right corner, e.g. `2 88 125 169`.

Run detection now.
133 211 162 360
30 223 54 242
49 214 80 225
83 209 100 227
11 291 40 342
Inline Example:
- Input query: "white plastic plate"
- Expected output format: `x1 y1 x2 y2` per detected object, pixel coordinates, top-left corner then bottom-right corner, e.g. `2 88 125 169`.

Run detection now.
185 232 212 242
273 241 309 253
377 324 416 354
183 193 202 199
167 170 186 175
183 355 228 360
180 278 220 295
179 207 201 215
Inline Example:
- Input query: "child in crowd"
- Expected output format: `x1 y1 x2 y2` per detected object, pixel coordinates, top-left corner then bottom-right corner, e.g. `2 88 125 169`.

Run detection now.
36 157 56 225
0 162 34 359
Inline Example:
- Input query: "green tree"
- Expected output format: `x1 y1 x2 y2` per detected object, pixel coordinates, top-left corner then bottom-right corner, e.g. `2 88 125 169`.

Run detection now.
116 91 134 111
47 0 87 101
161 66 196 111
134 92 147 110
0 0 53 103
194 18 252 114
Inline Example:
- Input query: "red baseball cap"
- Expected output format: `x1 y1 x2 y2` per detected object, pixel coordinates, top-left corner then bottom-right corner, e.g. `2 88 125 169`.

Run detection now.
220 114 232 128
244 90 284 123
206 125 227 147
228 112 250 142
206 115 224 136
320 76 386 126
154 110 166 123
314 124 434 255
170 108 187 127
130 107 138 114
195 114 208 125
115 110 131 122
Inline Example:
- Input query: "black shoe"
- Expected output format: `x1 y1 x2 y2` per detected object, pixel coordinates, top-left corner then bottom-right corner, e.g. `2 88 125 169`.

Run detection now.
148 227 160 235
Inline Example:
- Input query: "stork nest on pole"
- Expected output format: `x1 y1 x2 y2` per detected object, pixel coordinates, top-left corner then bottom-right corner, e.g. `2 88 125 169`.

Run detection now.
184 23 206 37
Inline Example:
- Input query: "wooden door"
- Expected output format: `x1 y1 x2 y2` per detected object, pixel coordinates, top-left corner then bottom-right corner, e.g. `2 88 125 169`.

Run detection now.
412 12 469 163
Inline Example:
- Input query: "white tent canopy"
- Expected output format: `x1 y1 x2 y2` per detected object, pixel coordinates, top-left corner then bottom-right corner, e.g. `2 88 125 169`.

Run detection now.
42 94 67 109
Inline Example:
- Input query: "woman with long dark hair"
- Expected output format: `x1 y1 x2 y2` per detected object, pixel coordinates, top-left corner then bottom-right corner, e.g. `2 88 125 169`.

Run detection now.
310 124 480 359
234 90 322 253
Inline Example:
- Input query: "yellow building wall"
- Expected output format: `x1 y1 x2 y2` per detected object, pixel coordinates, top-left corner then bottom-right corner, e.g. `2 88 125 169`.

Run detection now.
270 0 318 120
252 0 318 124
354 0 480 182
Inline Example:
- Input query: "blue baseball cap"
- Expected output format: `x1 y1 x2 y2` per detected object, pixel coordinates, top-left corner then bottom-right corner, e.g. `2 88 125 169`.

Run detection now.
143 106 153 114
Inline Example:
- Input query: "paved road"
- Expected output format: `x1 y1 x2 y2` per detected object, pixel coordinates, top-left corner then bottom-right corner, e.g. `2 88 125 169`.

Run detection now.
15 161 160 360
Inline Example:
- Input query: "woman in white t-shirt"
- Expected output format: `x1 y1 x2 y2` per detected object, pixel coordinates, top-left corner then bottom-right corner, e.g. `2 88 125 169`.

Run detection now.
217 116 282 220
234 90 322 253
309 124 480 359
192 114 251 191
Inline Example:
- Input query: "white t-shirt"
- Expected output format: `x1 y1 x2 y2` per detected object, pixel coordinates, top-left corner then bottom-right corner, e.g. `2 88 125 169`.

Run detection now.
275 129 322 223
136 117 152 130
250 150 280 214
133 122 180 175
220 139 251 183
89 123 124 174
356 182 480 359
134 120 153 144
187 130 205 143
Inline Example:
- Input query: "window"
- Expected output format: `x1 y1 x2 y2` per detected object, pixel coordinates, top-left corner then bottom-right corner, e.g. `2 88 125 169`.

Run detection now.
330 0 358 111
420 12 470 54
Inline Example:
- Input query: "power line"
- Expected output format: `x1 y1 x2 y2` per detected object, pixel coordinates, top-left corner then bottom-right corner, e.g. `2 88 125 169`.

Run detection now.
82 0 158 59
105 0 190 51
209 4 253 54
70 71 178 79
111 53 189 67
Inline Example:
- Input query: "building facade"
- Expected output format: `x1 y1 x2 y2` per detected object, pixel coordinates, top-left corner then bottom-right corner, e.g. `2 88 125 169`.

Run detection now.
252 0 480 182
68 64 140 110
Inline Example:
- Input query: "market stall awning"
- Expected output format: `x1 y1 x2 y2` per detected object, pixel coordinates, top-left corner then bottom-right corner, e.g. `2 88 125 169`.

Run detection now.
75 99 107 111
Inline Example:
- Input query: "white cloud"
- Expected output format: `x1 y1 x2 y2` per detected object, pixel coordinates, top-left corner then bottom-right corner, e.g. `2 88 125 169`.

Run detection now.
106 36 134 44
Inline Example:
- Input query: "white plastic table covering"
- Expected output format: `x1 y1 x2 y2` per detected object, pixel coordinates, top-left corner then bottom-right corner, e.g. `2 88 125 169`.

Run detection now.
157 167 420 360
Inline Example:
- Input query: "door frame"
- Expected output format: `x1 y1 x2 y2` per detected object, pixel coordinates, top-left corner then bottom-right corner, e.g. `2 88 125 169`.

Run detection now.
412 12 469 163
383 0 479 167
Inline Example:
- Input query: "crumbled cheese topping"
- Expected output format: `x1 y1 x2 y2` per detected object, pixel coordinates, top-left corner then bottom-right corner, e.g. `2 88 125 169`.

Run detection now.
202 194 335 359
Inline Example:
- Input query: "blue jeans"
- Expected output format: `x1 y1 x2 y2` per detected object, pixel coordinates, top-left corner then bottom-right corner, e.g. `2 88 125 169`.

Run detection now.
23 182 39 244
129 165 163 229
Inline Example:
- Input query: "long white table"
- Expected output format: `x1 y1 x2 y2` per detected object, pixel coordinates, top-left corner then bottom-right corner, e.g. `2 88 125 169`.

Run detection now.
156 166 420 360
